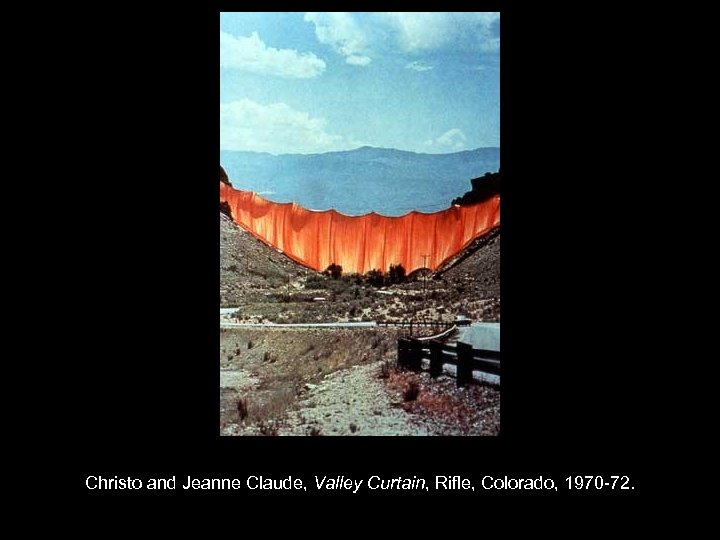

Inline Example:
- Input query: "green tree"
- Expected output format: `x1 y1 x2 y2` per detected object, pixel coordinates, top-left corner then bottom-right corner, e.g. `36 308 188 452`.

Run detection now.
388 263 406 284
324 263 343 279
365 269 385 287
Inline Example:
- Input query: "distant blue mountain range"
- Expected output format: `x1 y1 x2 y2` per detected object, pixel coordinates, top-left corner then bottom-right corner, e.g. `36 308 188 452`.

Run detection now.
220 146 500 216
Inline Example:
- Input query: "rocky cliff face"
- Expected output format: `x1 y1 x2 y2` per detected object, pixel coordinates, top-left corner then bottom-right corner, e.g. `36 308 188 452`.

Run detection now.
220 165 233 218
220 165 231 186
451 170 500 206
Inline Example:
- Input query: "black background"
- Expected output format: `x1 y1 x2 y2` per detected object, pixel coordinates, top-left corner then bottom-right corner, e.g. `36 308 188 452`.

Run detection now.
57 5 658 498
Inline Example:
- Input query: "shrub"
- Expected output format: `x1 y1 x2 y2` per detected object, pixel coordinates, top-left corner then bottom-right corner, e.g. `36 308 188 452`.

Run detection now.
403 381 420 402
306 274 329 289
388 263 407 284
257 421 278 436
324 263 343 279
237 398 248 422
365 269 385 287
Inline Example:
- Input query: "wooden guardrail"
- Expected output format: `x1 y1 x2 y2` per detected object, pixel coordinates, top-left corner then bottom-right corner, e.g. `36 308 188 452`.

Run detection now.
377 319 455 337
397 337 500 387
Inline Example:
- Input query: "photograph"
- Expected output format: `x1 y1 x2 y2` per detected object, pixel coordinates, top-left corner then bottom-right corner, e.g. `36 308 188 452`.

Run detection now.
219 12 501 436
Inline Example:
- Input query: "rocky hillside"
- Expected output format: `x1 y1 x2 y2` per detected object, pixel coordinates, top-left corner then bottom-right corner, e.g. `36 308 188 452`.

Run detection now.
437 227 500 300
220 165 231 185
451 170 500 206
220 213 308 306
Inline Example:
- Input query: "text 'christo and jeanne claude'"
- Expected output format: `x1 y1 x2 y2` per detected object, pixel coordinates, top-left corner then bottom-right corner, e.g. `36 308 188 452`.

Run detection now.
85 475 560 492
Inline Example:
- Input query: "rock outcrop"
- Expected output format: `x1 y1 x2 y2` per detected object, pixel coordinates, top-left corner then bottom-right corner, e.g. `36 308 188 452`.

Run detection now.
451 170 500 206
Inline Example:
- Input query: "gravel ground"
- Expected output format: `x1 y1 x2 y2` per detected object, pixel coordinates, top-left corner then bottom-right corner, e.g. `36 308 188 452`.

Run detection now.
277 361 432 436
273 359 499 437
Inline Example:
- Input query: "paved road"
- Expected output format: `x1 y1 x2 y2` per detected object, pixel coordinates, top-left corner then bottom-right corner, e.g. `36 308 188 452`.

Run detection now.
220 309 500 383
220 321 378 329
444 322 500 384
220 309 500 353
448 322 500 351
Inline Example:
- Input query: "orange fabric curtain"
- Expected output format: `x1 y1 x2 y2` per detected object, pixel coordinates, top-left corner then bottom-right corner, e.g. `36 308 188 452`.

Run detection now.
220 182 500 275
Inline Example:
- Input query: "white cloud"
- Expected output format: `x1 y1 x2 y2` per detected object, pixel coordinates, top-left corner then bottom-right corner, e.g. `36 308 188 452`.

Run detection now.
346 55 372 66
303 12 499 68
425 128 468 151
220 99 361 154
304 12 372 66
377 12 499 52
406 61 434 72
220 30 326 78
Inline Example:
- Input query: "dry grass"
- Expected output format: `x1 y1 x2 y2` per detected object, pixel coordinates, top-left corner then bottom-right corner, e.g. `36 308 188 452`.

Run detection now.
384 368 500 435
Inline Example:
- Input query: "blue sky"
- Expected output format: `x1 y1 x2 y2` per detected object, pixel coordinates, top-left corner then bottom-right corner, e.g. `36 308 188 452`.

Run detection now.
220 12 499 155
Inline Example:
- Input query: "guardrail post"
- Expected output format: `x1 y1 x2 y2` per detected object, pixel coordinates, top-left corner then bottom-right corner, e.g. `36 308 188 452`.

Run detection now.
456 342 473 387
397 338 411 369
429 340 444 378
408 339 422 372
